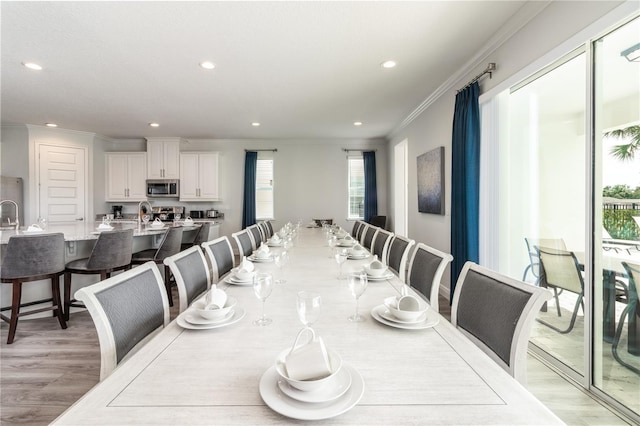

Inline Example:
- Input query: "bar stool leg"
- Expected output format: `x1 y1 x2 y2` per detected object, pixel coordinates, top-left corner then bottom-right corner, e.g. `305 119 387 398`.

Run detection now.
51 274 67 330
7 281 23 344
64 271 72 321
164 265 174 307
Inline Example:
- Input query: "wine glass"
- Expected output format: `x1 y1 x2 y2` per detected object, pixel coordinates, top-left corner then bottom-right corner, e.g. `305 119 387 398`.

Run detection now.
334 248 348 279
296 291 321 327
274 251 289 284
142 214 150 226
253 273 274 326
347 272 368 322
173 213 181 225
327 235 337 258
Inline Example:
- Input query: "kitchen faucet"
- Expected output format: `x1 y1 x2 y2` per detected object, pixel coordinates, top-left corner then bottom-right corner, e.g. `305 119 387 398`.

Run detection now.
138 200 152 225
0 199 20 230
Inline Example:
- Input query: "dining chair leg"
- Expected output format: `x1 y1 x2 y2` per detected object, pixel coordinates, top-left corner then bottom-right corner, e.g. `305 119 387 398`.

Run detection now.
51 274 67 330
7 281 23 344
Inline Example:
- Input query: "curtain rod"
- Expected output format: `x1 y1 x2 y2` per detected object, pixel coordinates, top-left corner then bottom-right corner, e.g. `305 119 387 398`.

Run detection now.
245 149 277 152
343 148 377 153
457 63 496 93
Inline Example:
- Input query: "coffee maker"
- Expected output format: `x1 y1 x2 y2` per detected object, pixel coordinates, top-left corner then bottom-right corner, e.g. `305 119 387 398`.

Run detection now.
112 205 123 219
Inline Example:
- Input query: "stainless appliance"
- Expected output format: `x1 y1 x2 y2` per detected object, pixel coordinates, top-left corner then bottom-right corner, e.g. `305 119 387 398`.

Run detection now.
206 209 219 218
1 176 24 228
190 210 204 219
146 179 179 198
151 206 185 222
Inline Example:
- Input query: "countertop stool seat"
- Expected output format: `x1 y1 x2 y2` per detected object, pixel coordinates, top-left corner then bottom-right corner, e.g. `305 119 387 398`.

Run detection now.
131 226 184 307
180 222 211 251
64 229 134 321
0 233 67 344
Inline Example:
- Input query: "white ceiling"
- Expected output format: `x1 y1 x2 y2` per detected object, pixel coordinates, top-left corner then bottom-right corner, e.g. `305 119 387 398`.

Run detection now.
1 1 529 140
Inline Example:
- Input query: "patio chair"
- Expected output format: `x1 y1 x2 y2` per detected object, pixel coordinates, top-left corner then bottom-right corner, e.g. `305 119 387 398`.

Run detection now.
612 262 640 374
522 238 566 283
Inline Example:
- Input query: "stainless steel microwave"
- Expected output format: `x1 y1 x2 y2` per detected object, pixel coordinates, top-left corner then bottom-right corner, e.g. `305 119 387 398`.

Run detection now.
146 179 179 198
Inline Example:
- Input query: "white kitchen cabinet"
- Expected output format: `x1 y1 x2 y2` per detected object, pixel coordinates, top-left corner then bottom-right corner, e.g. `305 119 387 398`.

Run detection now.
179 152 220 201
106 153 147 201
146 138 180 179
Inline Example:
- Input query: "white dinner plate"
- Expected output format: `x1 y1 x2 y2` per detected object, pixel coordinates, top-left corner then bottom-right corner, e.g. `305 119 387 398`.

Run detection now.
277 364 352 404
337 241 356 247
365 273 395 281
260 364 364 420
184 310 235 325
248 255 274 263
267 242 283 247
379 308 428 325
370 305 439 330
347 253 370 260
225 275 254 286
22 229 45 234
177 307 245 330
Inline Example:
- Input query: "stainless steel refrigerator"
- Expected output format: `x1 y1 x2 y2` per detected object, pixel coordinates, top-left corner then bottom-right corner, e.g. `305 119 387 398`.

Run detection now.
0 176 24 227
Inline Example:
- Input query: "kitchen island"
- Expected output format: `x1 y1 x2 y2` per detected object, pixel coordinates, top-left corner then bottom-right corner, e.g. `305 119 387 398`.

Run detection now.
0 221 201 319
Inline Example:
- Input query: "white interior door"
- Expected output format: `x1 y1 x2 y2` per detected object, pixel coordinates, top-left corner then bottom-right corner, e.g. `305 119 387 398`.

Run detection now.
38 144 87 223
394 139 408 236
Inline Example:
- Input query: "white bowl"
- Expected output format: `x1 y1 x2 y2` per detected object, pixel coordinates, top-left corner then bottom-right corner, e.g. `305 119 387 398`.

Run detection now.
275 349 342 392
365 261 388 277
193 297 237 320
383 296 428 322
235 269 254 281
254 250 270 259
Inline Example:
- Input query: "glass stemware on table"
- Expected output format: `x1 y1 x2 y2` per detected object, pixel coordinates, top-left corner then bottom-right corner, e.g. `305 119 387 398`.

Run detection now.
347 272 368 322
296 291 321 327
327 234 337 258
274 251 289 284
253 272 274 326
142 214 151 226
334 248 348 279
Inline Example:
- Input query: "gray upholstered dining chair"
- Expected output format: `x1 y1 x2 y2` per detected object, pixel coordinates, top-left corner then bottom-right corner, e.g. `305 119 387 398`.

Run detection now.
406 243 453 313
371 229 394 263
0 233 67 344
368 215 387 230
164 246 211 314
232 229 254 258
351 220 364 239
64 228 134 320
181 222 212 251
258 221 271 240
131 226 184 307
247 224 264 249
355 220 367 242
75 261 170 380
264 220 275 237
361 225 378 251
202 236 236 284
535 246 584 334
386 234 416 282
451 261 551 385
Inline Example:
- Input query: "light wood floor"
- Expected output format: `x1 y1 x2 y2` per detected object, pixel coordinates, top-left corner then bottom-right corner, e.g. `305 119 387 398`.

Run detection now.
0 294 631 426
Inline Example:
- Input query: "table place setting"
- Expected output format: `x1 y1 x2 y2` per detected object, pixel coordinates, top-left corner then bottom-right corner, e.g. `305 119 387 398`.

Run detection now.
347 244 370 260
370 293 439 330
259 326 365 421
176 285 246 330
225 259 256 286
267 233 283 247
362 256 395 281
149 217 165 229
248 243 274 262
336 234 356 247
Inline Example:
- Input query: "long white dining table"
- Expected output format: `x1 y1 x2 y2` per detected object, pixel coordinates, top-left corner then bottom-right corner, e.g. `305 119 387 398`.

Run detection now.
53 227 563 425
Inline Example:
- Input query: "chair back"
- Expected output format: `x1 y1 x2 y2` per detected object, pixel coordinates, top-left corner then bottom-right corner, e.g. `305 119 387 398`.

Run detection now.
1 233 65 280
202 236 236 283
164 246 210 313
247 224 263 249
386 235 416 282
154 226 184 260
351 221 363 238
371 229 394 262
362 225 377 250
192 222 212 246
75 262 170 380
451 262 551 385
232 230 254 257
369 215 387 230
265 220 274 237
523 238 566 281
536 246 583 295
406 243 453 312
313 218 333 226
258 221 271 239
355 221 367 242
86 229 133 270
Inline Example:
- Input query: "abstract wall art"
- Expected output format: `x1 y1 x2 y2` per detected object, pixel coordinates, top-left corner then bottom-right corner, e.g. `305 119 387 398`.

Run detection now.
417 147 445 215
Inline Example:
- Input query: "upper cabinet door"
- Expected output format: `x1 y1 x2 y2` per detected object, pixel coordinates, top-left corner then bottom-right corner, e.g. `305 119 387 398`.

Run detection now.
179 153 199 199
106 153 147 201
198 152 219 200
146 138 181 179
127 153 148 200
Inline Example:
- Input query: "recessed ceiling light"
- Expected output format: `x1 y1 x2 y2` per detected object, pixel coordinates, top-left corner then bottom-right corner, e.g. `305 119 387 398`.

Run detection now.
22 62 43 71
353 121 363 126
381 60 397 69
251 122 261 127
199 61 216 70
149 122 160 127
45 122 58 128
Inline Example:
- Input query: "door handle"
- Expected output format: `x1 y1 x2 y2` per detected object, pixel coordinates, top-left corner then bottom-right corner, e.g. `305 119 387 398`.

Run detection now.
76 217 84 221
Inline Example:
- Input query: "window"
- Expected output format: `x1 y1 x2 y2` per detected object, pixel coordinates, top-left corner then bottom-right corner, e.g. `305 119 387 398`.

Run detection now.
256 154 273 220
348 156 364 219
